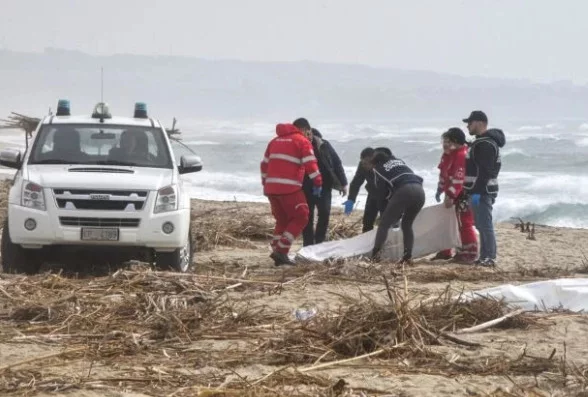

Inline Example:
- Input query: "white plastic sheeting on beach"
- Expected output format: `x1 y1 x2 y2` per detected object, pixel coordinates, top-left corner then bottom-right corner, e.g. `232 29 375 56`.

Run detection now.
295 204 461 262
464 278 588 312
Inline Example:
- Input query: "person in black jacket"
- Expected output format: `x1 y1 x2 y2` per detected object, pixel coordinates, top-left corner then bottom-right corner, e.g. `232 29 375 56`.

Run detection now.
462 110 506 267
344 147 393 232
302 128 348 246
368 151 425 264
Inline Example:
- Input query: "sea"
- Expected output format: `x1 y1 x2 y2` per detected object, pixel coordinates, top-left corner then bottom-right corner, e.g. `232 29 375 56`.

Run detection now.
1 119 587 229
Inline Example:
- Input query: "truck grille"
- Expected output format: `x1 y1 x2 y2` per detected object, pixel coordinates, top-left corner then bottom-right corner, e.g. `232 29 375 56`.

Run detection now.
53 189 148 211
59 217 141 227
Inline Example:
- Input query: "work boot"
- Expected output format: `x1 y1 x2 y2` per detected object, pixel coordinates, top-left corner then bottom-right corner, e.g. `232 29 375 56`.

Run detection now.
397 254 413 266
449 254 477 265
270 251 296 266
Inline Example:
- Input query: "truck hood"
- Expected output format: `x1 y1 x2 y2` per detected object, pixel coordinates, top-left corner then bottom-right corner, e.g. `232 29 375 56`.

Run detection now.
25 165 175 190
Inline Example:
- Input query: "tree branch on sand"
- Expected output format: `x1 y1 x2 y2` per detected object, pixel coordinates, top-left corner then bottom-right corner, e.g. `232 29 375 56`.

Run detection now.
0 112 41 150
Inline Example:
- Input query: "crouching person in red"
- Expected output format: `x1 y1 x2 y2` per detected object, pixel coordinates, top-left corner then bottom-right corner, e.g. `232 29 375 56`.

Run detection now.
260 119 323 266
432 127 478 264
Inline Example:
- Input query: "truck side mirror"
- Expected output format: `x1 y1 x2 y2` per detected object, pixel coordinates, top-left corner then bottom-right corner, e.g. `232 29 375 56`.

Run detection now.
178 155 203 174
0 148 22 169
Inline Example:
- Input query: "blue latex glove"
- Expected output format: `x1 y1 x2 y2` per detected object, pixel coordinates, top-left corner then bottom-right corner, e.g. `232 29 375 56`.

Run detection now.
343 200 354 215
435 191 442 203
312 186 322 198
470 194 481 207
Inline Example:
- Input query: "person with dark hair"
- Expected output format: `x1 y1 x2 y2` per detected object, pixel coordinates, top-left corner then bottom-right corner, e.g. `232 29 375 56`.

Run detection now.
462 110 506 267
374 147 392 157
431 127 478 263
368 151 425 264
261 122 323 266
293 118 312 139
302 128 348 246
344 147 393 232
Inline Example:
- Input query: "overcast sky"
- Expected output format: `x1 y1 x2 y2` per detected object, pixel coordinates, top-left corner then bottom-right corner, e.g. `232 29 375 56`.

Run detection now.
1 0 587 84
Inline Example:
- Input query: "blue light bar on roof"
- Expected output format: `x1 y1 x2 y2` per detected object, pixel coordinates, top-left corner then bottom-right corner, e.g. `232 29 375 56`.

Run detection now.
134 102 148 119
56 99 71 116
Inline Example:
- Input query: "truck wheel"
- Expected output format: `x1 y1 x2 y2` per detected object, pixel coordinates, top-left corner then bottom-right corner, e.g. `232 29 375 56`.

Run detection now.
1 220 44 274
155 231 193 272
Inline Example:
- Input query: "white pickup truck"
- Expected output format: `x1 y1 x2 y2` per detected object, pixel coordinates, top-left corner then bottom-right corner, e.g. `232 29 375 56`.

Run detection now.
0 101 202 274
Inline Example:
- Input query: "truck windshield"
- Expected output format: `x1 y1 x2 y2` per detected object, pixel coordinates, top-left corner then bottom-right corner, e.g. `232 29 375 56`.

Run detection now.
28 124 173 168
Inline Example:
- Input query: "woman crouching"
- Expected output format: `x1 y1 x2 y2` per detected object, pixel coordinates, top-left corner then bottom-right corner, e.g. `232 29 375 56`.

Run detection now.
369 151 426 264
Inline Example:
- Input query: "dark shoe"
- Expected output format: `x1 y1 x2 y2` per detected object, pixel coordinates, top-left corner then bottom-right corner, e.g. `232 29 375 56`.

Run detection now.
430 251 453 261
370 249 382 263
270 251 296 266
480 258 496 267
397 258 413 266
448 255 477 265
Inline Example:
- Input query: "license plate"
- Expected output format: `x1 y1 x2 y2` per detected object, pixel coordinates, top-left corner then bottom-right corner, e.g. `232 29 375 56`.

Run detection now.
81 228 119 241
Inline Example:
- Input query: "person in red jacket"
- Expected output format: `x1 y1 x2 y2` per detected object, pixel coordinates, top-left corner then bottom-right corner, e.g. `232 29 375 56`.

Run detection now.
260 118 323 266
431 127 479 263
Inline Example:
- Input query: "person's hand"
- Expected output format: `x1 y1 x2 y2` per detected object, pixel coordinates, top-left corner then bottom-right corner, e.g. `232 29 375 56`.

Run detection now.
340 185 348 197
444 196 453 208
342 200 354 215
312 186 322 198
435 190 442 203
470 194 481 207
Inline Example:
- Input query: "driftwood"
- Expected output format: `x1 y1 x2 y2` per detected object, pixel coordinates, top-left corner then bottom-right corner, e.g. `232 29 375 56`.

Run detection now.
0 112 41 149
514 218 537 240
165 117 181 138
455 308 526 334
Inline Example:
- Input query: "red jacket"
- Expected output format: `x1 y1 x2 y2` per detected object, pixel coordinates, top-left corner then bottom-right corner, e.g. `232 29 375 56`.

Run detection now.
261 124 323 195
437 145 467 200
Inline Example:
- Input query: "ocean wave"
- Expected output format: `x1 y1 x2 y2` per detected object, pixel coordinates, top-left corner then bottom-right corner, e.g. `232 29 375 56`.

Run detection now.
507 203 588 229
182 140 221 145
407 127 445 134
502 148 530 157
517 125 544 132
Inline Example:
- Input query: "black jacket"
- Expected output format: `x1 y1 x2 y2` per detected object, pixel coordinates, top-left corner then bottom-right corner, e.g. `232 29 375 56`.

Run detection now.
348 163 376 202
372 158 423 201
464 128 506 198
303 135 347 192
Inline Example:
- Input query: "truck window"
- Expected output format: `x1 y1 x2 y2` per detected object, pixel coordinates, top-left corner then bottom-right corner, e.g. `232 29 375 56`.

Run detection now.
28 124 173 169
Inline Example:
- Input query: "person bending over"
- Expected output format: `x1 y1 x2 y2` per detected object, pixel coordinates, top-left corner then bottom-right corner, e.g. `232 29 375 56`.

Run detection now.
369 151 425 264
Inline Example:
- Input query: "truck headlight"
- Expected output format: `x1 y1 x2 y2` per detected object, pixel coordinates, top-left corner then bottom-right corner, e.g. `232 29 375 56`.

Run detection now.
22 181 46 211
154 185 178 213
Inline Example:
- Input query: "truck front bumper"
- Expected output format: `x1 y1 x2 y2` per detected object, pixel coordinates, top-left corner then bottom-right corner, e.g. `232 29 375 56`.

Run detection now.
7 205 190 251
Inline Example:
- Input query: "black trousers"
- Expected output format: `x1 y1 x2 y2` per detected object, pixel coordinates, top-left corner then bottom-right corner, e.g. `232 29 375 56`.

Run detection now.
372 183 425 259
362 195 382 232
302 188 332 246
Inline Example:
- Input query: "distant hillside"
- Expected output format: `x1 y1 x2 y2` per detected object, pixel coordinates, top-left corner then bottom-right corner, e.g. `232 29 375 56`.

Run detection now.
0 48 586 122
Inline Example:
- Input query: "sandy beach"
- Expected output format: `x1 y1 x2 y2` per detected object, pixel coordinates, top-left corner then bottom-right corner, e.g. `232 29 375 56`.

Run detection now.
1 190 588 396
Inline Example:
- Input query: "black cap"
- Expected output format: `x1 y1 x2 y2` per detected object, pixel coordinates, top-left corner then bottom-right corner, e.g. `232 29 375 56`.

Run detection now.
442 127 466 145
462 110 488 123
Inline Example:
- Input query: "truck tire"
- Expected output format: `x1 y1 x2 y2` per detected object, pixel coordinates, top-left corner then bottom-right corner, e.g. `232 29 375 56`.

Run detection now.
1 219 44 274
155 230 193 272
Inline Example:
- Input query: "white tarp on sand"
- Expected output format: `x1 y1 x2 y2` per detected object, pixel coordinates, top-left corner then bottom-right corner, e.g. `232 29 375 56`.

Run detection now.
464 278 588 312
295 204 461 262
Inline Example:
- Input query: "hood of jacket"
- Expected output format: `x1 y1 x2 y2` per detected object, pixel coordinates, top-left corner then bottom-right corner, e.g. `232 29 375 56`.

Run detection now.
276 123 302 137
482 128 506 148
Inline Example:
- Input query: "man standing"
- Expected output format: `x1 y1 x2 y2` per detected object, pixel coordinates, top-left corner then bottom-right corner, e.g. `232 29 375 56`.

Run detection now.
261 119 323 266
302 127 348 246
431 127 478 263
344 147 393 232
462 110 506 267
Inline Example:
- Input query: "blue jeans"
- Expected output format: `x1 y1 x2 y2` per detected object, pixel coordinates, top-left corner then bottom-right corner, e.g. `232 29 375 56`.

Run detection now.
471 194 496 260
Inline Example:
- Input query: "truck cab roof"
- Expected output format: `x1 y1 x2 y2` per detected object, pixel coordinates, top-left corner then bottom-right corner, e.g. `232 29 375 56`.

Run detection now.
41 115 162 129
